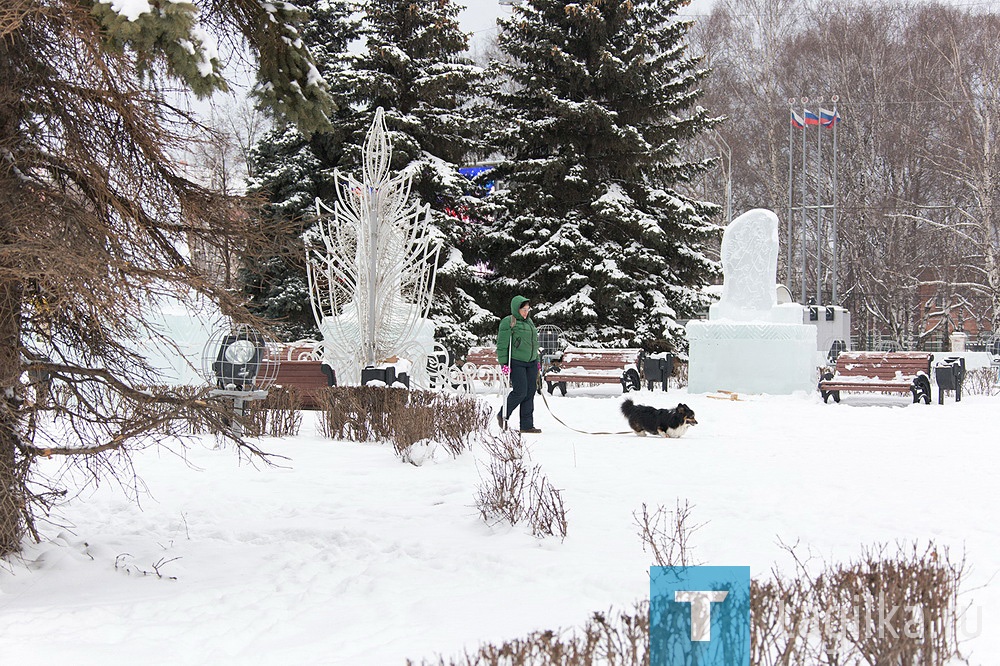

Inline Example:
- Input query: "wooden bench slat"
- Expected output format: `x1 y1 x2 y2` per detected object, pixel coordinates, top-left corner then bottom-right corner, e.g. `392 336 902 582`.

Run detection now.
462 345 647 394
820 383 913 391
545 346 643 394
269 360 335 409
818 351 932 403
547 371 630 380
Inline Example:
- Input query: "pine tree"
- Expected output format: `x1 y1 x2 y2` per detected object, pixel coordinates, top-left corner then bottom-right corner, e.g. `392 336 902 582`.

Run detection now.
0 0 332 553
244 0 360 340
476 0 720 350
247 0 488 358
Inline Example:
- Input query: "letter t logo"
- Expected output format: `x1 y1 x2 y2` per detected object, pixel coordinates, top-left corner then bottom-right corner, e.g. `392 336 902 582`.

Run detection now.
674 590 729 641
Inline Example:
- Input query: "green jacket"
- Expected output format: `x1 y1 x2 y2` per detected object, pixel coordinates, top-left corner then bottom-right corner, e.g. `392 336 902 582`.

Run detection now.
496 295 539 364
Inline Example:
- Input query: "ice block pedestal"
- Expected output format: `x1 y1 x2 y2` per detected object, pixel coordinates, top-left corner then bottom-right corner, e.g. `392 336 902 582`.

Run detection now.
686 208 817 395
686 320 816 394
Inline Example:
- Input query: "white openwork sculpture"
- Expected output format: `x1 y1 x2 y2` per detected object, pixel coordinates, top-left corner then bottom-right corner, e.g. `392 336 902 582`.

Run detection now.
307 107 443 386
687 209 816 394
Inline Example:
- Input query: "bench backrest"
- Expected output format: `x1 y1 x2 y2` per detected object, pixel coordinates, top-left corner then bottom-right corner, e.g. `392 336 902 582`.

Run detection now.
263 359 334 409
465 346 499 366
466 345 643 369
560 346 642 369
834 351 932 379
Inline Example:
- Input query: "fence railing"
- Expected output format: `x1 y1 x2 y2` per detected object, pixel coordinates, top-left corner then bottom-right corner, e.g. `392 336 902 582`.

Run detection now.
849 334 998 354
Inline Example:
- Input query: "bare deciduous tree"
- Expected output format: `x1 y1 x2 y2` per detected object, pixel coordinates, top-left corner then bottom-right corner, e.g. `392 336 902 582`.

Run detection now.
690 0 1000 348
915 8 1000 331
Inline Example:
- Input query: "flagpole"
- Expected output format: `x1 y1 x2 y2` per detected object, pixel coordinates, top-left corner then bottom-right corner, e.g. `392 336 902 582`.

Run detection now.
815 96 824 306
831 97 840 304
800 98 808 305
787 100 794 297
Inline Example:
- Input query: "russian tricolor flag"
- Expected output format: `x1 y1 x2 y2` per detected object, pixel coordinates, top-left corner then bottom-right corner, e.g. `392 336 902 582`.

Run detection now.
820 108 841 128
791 110 805 129
803 109 820 126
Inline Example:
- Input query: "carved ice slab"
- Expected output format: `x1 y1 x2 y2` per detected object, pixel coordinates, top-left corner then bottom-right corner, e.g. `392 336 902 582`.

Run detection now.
711 208 779 321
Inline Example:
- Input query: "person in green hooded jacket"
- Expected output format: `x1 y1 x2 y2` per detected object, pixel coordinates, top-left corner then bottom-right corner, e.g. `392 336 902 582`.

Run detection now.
496 295 541 433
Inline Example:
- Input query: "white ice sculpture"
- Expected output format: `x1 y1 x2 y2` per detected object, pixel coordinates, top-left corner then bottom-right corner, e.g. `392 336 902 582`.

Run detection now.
687 209 816 394
307 107 442 386
712 209 779 319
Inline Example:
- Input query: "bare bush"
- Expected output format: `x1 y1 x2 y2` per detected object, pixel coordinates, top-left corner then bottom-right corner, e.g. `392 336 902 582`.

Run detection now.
410 602 649 666
412 541 967 666
752 541 968 665
634 499 703 567
475 430 568 540
674 360 688 389
526 469 569 539
750 577 813 666
960 367 996 396
475 430 528 525
315 387 489 461
243 386 303 438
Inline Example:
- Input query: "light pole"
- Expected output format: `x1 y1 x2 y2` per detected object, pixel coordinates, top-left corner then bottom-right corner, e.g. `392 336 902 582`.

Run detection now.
711 130 732 225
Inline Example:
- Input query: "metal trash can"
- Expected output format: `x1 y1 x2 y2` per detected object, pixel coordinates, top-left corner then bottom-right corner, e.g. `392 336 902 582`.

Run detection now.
934 356 965 404
362 365 396 386
643 354 674 392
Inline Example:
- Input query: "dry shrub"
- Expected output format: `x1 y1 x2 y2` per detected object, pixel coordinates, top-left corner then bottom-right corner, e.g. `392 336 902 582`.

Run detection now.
315 386 489 459
475 430 568 539
960 367 996 395
674 360 688 388
130 385 302 439
751 541 968 665
243 386 303 437
634 499 703 567
410 603 649 666
476 431 527 525
413 541 967 666
526 470 568 539
125 385 220 437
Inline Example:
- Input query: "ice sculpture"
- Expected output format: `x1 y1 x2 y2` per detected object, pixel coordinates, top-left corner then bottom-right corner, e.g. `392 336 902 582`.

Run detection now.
307 107 442 386
712 209 779 319
686 209 816 394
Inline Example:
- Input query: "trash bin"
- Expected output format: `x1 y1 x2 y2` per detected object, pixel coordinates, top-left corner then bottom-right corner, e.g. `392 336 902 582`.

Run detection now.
643 354 674 392
934 356 965 404
362 365 396 386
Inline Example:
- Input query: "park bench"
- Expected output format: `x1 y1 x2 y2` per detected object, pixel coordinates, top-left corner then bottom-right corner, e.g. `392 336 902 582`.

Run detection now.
269 342 335 409
544 346 643 395
460 345 506 390
818 351 933 404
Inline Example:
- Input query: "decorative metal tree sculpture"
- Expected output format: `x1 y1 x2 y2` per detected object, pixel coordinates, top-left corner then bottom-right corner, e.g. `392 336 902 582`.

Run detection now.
307 107 443 386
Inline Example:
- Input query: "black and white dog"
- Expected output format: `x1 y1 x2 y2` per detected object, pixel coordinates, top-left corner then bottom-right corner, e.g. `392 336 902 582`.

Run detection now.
620 399 698 438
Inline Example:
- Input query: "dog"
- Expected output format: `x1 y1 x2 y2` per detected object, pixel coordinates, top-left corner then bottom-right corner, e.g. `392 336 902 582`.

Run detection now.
620 399 697 438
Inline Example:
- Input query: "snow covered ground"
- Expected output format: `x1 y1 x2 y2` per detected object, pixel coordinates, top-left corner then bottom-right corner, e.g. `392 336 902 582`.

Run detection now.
1 384 998 664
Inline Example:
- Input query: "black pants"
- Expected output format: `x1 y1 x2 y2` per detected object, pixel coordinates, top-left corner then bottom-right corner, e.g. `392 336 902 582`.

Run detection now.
504 358 538 429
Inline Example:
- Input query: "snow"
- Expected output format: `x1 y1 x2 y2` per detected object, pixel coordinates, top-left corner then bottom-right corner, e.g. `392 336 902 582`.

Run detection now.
2 384 998 664
99 0 152 22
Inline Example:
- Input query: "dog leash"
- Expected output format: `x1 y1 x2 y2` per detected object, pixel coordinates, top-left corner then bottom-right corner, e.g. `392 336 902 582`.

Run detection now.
538 382 633 435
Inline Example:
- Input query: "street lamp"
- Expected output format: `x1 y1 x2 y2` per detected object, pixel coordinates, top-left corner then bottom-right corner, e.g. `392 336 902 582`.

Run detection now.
201 323 279 436
711 130 732 225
